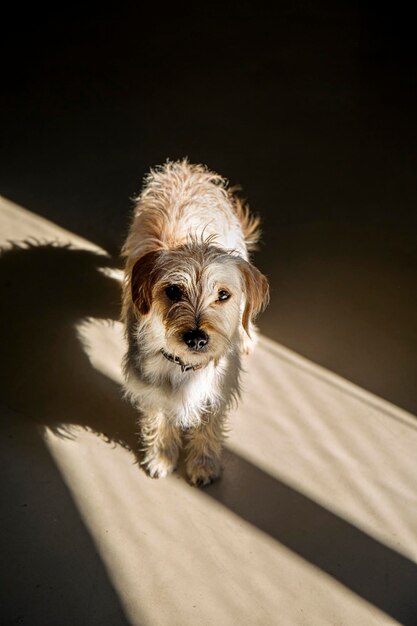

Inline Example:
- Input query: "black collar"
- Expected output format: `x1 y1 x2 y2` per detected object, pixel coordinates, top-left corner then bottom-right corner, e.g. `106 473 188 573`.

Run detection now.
160 349 204 372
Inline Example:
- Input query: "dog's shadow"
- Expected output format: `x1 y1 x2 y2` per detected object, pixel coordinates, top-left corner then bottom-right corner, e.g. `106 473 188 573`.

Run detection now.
0 241 138 455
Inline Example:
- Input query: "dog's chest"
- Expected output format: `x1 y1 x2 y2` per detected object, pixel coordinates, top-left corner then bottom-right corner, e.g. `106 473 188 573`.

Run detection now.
148 361 225 427
167 364 219 407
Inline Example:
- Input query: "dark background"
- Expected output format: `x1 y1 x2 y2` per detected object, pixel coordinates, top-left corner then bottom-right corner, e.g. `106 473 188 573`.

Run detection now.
1 1 416 412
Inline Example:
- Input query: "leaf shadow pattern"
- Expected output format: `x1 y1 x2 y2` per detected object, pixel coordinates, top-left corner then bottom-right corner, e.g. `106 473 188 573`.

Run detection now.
0 241 138 454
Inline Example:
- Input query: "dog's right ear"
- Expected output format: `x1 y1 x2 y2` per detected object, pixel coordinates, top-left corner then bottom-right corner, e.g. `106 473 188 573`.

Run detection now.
130 250 164 315
238 259 270 337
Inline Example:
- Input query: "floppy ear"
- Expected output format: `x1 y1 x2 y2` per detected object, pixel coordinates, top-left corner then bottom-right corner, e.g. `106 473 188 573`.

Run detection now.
130 250 164 315
238 259 269 336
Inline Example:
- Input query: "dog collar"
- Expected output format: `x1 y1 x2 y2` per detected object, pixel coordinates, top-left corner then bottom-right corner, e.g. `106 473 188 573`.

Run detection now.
160 349 205 373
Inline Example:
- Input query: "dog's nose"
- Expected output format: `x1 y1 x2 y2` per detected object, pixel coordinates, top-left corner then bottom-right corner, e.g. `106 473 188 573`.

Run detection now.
183 329 209 351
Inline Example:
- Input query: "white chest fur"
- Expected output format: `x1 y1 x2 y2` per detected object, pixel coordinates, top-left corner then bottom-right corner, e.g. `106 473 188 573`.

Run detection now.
124 350 240 429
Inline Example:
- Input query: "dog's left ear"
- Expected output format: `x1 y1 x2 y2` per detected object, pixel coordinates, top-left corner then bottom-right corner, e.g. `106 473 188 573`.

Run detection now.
238 259 269 336
130 250 164 315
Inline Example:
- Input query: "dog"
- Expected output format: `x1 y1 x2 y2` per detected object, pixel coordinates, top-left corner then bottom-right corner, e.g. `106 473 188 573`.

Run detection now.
121 160 269 486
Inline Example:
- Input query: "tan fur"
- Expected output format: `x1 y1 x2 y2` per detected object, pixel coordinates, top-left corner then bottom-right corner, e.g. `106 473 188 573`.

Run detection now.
121 159 269 486
228 187 262 252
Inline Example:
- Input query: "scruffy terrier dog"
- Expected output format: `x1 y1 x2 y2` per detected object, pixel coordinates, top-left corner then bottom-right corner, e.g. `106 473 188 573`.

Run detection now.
121 160 269 486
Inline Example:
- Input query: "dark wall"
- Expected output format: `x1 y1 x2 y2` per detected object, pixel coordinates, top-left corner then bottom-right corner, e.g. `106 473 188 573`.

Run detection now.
2 2 416 251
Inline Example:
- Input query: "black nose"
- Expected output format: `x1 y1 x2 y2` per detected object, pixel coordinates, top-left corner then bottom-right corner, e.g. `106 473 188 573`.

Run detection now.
182 329 209 351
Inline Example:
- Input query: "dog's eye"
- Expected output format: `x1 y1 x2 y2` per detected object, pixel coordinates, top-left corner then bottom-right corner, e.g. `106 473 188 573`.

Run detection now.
217 289 231 302
165 285 183 302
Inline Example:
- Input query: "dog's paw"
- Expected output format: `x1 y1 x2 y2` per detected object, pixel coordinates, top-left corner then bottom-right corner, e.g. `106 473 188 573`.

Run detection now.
142 450 178 479
186 455 221 487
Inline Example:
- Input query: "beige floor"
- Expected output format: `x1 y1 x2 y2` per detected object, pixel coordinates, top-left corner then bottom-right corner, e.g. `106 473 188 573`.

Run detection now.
1 197 416 625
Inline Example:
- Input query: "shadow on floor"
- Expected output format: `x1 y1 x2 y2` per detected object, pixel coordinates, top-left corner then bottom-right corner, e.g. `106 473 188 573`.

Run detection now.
1 241 416 624
260 223 417 417
0 242 137 451
0 242 135 624
208 451 417 625
1 407 131 626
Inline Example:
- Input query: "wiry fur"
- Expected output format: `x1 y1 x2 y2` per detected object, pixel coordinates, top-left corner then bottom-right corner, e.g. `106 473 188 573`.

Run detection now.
121 160 269 486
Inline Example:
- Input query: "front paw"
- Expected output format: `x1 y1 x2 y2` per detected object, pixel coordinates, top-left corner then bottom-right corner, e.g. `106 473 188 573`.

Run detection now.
142 448 178 479
186 455 221 487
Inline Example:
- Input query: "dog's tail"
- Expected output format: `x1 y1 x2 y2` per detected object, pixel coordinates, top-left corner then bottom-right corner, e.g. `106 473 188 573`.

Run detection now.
228 187 262 252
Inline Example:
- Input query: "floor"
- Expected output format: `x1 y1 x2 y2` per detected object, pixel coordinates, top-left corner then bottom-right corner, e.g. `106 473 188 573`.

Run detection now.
1 3 417 625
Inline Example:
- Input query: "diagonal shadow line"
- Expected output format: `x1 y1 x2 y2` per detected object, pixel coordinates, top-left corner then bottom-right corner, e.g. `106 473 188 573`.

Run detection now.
206 449 417 626
260 339 417 432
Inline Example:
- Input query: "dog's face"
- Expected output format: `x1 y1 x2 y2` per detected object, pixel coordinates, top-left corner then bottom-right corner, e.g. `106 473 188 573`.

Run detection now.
129 244 268 368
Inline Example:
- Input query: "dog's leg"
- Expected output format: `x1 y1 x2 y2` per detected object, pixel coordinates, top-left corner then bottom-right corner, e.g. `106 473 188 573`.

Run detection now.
185 413 226 486
140 410 181 479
